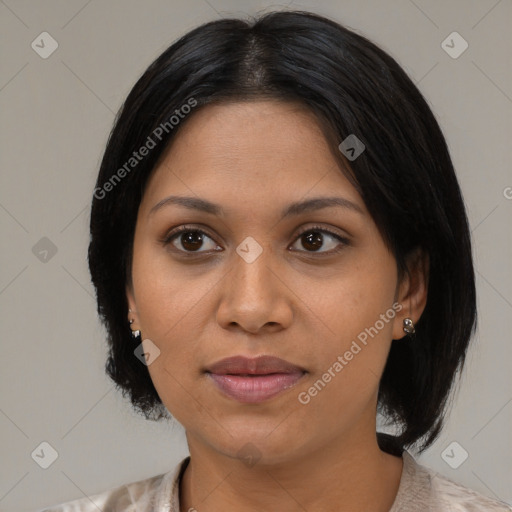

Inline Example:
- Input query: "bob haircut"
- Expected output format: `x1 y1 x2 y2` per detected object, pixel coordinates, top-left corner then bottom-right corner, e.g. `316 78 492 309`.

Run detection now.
88 10 476 454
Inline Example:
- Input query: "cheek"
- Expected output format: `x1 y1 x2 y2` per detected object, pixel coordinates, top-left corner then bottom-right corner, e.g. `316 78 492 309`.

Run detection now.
306 258 397 342
301 258 397 397
146 357 202 426
295 307 394 428
131 239 210 336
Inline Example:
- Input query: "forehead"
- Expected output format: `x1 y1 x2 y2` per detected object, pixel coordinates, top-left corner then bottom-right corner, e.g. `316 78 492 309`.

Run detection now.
140 100 364 216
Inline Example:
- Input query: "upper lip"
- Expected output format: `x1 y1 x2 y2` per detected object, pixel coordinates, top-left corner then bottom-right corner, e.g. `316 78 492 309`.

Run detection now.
205 355 306 375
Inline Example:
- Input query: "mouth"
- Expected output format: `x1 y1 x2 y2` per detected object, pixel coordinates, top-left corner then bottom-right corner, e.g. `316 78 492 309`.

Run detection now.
206 372 306 403
204 355 307 403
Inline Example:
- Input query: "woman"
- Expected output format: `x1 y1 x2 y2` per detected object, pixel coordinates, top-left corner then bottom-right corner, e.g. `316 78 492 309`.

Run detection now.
40 10 510 512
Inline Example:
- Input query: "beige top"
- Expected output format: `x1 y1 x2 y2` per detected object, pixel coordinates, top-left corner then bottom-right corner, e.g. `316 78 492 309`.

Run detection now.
38 450 511 511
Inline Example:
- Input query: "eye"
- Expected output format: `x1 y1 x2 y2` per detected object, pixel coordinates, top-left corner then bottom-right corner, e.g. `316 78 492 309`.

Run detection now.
162 225 221 254
290 226 350 254
162 224 350 256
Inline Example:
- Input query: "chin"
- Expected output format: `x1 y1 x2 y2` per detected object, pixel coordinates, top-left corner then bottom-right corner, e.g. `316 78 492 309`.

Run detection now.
211 428 307 468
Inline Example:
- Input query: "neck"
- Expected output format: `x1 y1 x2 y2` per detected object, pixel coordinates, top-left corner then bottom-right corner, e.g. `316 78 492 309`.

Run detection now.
179 425 404 512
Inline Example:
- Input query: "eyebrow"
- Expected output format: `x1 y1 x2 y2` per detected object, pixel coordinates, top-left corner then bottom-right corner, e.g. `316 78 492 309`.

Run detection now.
149 195 364 218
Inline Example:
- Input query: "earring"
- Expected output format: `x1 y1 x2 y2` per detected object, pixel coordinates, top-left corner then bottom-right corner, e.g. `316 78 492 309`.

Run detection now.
403 317 416 335
128 309 140 339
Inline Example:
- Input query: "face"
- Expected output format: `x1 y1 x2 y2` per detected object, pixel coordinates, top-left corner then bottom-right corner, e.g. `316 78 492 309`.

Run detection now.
127 100 418 465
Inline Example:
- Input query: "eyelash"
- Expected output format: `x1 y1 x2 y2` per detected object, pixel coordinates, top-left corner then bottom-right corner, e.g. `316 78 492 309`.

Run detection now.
161 224 350 257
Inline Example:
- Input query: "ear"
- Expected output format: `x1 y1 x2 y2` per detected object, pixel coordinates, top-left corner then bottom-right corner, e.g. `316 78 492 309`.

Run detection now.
392 247 429 340
126 284 140 332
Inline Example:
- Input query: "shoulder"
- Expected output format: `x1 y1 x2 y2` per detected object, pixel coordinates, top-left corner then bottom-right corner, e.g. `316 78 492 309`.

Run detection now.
430 470 511 511
35 456 190 512
35 473 167 512
392 450 511 511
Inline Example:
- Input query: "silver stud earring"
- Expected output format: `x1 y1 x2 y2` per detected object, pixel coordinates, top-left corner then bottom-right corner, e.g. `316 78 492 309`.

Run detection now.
128 310 140 339
403 317 415 335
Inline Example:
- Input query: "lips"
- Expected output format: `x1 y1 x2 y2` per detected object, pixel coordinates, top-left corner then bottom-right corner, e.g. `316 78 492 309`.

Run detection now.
205 355 305 376
205 355 306 403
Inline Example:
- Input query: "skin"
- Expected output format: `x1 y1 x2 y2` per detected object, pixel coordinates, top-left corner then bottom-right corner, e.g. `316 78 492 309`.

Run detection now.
126 100 429 512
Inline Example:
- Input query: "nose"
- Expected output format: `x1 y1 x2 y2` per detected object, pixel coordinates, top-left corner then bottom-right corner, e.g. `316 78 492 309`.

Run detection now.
216 244 293 335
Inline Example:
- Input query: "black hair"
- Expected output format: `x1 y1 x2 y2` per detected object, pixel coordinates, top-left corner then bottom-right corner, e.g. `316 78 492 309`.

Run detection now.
88 10 476 454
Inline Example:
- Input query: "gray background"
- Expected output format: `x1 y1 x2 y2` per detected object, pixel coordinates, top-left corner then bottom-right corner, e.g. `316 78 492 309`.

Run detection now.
0 0 511 510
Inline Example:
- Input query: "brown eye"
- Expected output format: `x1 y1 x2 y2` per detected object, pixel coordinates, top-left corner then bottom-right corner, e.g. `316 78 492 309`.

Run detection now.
163 227 220 253
179 231 205 251
290 227 349 254
301 231 324 251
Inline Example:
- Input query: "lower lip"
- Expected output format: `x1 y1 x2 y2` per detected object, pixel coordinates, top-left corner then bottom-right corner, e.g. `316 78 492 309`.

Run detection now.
207 372 305 403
